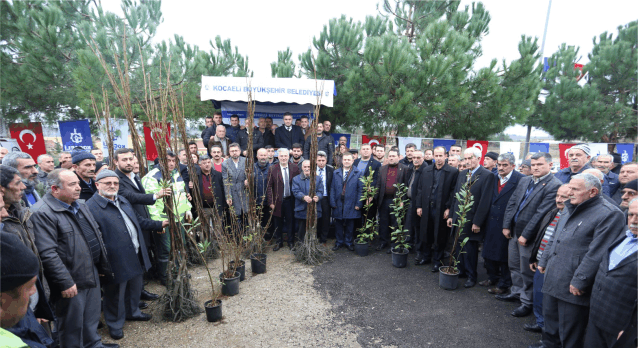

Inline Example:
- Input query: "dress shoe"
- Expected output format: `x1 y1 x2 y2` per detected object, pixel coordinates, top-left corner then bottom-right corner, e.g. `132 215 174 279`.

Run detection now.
347 245 354 251
273 244 283 252
523 323 543 333
376 242 388 251
126 313 152 321
495 292 520 302
478 279 496 287
331 244 342 251
104 344 120 348
464 279 476 288
108 328 124 340
528 341 547 348
140 289 159 301
138 301 148 310
511 304 533 317
431 262 442 273
488 287 508 295
415 258 426 265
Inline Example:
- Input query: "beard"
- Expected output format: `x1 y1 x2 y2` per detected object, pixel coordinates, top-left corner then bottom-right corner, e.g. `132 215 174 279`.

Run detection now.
99 190 117 199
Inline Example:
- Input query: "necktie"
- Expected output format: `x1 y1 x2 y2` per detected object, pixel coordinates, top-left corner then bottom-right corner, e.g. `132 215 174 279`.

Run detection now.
283 167 290 197
319 168 326 195
342 170 349 196
286 127 291 132
344 170 349 182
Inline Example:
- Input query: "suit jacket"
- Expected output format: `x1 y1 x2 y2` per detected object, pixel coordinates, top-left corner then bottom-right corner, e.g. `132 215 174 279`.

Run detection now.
353 157 382 188
192 166 226 217
450 166 495 241
539 195 625 306
482 170 524 262
603 171 621 197
222 157 248 215
317 165 334 200
375 163 409 201
274 124 305 149
266 163 300 217
115 169 161 234
502 173 562 241
330 167 364 220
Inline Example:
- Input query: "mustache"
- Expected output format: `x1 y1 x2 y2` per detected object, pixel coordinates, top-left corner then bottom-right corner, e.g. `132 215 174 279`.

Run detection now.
631 224 638 229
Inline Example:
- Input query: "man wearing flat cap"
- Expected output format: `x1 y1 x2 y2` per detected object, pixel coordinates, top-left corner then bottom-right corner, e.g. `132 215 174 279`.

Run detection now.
86 170 167 340
70 149 98 200
554 144 592 184
484 152 499 175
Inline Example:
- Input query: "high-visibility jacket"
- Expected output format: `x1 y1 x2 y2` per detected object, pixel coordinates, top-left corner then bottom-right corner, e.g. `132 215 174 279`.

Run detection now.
141 167 192 222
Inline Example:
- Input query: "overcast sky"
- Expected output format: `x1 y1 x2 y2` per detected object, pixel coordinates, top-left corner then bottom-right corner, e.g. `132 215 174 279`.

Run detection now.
103 0 637 136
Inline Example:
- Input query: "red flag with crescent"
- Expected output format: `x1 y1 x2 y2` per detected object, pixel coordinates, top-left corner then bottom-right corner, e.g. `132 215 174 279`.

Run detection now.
361 135 386 147
466 140 489 165
143 122 171 160
559 143 576 169
9 122 47 159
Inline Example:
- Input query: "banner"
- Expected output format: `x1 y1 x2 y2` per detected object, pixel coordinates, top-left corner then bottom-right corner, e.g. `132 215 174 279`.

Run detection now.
616 143 634 164
361 135 386 147
143 122 171 161
220 101 314 124
558 143 577 169
100 119 129 157
332 133 351 148
433 139 457 152
466 140 489 165
9 122 47 160
58 119 92 152
529 142 550 153
201 76 335 107
397 137 423 154
500 142 521 164
589 143 608 157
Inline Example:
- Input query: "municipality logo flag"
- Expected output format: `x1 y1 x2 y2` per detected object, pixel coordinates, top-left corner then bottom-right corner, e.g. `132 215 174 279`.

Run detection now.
58 120 93 152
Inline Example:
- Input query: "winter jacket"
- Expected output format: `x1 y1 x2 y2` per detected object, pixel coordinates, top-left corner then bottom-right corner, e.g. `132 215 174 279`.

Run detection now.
303 134 334 163
330 167 363 220
292 172 324 219
141 167 192 222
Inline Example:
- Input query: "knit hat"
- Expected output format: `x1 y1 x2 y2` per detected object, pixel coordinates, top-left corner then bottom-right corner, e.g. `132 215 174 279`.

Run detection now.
485 152 499 161
95 169 118 182
71 151 96 165
1 233 40 292
95 161 105 173
611 152 622 164
521 159 531 168
626 179 638 192
569 144 591 157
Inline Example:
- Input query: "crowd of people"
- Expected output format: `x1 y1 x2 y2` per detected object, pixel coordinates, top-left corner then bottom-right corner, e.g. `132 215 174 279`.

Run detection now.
0 113 637 348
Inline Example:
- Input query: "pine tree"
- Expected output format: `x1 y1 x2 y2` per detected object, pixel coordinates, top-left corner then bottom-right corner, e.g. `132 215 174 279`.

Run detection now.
271 48 298 78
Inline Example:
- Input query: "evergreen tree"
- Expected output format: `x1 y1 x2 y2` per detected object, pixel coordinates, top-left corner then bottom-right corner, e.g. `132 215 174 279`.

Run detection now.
271 48 298 78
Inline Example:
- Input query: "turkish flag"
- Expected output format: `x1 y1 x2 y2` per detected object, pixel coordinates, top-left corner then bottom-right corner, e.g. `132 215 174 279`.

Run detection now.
559 143 577 169
9 122 47 160
466 140 489 165
143 122 171 160
361 135 386 147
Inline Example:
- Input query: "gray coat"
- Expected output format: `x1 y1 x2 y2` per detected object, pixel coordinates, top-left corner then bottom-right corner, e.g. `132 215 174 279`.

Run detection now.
503 173 562 241
538 195 625 306
222 156 248 215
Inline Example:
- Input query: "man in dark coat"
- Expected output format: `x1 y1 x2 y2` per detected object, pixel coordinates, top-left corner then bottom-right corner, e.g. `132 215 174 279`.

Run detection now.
292 160 324 245
447 147 495 288
480 153 523 294
498 152 562 318
316 151 334 244
612 163 638 205
86 170 166 340
554 144 592 184
415 147 459 272
2 152 41 207
256 117 276 148
375 149 409 252
70 151 98 201
330 152 363 251
274 112 305 150
202 112 229 149
237 117 264 157
253 149 274 240
538 173 625 348
353 144 381 237
403 150 424 253
267 148 300 251
191 155 226 227
584 198 637 348
303 123 334 162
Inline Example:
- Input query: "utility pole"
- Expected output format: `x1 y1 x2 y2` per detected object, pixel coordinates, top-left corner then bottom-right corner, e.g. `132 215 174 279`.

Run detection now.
523 0 552 159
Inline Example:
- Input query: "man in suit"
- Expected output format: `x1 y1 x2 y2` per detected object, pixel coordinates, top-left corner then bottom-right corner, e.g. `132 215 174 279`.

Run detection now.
275 112 305 150
353 144 381 236
114 148 170 300
537 173 625 348
498 152 562 317
404 150 424 252
86 170 167 340
330 152 363 251
584 198 637 348
480 153 524 294
253 149 274 240
316 151 334 244
303 123 334 162
267 148 300 251
192 155 225 227
375 149 409 252
222 143 249 226
415 146 459 272
447 147 495 288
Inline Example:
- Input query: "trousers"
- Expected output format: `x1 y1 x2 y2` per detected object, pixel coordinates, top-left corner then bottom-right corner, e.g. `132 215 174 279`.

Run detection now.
542 294 589 348
103 274 144 331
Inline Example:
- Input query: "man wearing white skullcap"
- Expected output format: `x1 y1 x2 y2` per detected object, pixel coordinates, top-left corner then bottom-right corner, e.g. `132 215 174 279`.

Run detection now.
554 144 592 184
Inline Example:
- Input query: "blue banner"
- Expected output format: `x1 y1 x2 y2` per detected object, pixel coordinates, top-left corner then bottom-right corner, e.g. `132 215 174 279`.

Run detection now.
332 133 351 148
433 139 457 152
529 142 550 153
616 143 634 164
58 120 93 152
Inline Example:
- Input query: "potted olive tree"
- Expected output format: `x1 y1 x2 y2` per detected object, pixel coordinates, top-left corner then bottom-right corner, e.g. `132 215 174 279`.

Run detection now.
185 225 223 322
439 174 474 290
390 183 411 268
354 171 379 257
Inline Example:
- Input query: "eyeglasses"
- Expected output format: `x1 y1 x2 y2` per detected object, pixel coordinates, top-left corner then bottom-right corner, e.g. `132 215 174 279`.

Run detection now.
100 182 119 186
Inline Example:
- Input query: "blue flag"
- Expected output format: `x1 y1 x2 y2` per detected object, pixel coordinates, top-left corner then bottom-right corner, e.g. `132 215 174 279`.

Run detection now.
529 143 550 153
332 133 351 148
616 143 635 164
58 120 93 152
433 139 457 152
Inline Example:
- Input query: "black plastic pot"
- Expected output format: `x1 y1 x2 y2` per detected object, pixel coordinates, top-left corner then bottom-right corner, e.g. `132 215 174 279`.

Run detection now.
204 299 222 322
391 248 409 268
250 253 267 274
354 241 369 257
439 266 459 290
220 271 240 296
229 260 246 281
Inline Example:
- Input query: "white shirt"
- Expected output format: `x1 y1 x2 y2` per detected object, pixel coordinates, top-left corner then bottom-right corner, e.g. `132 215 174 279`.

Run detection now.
499 171 513 186
317 167 327 196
